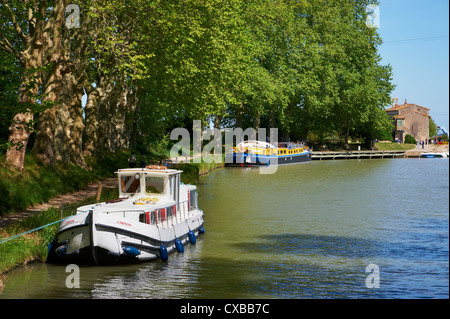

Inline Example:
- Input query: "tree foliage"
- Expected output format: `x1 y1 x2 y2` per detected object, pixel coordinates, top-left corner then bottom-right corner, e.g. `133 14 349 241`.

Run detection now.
0 0 394 168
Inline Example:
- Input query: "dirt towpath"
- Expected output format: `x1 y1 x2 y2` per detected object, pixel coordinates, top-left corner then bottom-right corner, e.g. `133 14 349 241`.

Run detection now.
0 177 118 229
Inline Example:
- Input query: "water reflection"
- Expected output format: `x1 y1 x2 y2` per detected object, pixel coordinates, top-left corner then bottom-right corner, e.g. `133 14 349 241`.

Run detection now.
90 240 205 299
1 239 205 299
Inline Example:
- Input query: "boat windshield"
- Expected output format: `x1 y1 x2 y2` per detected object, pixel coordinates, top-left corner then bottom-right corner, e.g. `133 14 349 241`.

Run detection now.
145 176 165 194
120 175 141 194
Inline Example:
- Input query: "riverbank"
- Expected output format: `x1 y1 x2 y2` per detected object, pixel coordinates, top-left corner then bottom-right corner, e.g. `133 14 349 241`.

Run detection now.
0 187 121 291
404 143 449 158
0 152 130 216
0 152 131 286
374 141 417 151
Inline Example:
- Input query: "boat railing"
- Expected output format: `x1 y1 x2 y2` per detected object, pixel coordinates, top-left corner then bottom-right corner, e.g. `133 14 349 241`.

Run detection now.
139 199 194 229
60 201 98 219
99 199 193 229
60 199 195 229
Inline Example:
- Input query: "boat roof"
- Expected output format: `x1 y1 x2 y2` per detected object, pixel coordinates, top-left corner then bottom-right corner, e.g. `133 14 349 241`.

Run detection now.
237 140 276 149
116 167 183 175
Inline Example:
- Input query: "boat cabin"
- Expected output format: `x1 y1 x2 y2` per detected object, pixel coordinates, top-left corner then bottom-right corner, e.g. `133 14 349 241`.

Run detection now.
116 167 182 203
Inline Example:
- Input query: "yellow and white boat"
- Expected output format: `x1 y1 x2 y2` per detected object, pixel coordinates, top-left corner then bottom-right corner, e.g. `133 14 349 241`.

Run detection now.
225 140 311 167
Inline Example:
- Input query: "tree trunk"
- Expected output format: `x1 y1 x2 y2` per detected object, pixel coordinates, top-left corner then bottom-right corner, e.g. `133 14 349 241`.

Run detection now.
67 11 88 167
4 1 47 170
345 124 350 149
253 111 261 130
214 114 222 130
114 85 130 151
67 73 86 167
5 111 34 170
83 84 99 156
95 79 115 154
5 59 41 169
32 0 69 165
126 85 139 151
235 101 244 128
33 0 87 167
269 108 276 129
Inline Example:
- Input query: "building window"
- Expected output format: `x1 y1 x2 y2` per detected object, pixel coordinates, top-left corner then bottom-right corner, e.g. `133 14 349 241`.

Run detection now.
398 119 403 127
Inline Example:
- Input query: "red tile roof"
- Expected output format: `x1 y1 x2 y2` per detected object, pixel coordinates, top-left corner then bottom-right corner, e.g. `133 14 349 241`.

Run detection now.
385 101 430 112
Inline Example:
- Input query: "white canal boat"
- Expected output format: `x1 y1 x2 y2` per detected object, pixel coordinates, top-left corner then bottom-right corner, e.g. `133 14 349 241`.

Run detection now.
47 166 205 264
419 152 449 158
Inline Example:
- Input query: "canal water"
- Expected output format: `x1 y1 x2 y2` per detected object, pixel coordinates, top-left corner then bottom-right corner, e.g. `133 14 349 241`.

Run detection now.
1 158 448 299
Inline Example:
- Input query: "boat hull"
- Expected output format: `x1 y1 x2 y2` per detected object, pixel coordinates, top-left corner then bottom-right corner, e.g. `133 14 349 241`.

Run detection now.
47 210 205 265
225 151 311 167
420 153 447 158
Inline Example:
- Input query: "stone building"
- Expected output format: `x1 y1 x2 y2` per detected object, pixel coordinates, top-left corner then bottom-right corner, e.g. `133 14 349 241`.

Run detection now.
385 98 430 143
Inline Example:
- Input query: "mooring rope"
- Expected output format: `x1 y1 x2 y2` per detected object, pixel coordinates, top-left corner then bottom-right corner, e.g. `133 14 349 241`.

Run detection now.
0 215 74 245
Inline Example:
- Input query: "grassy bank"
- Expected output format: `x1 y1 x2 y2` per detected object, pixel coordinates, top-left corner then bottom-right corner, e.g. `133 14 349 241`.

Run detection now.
0 152 131 216
0 207 61 284
375 142 417 151
0 188 119 288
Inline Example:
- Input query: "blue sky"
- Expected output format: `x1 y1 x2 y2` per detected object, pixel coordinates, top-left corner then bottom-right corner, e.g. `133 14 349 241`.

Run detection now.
377 0 449 132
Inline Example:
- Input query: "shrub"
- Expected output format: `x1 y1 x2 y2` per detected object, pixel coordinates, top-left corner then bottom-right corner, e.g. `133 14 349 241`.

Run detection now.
404 134 416 144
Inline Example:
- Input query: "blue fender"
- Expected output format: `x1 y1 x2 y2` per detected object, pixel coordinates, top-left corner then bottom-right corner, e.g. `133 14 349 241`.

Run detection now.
47 240 54 254
55 245 67 256
175 238 184 253
188 230 196 245
159 245 169 262
123 246 141 256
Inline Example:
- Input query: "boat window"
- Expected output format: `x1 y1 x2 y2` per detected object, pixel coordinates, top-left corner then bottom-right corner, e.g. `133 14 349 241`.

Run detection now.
146 176 165 194
157 208 167 223
166 206 176 219
121 175 141 194
189 190 197 210
139 211 156 224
